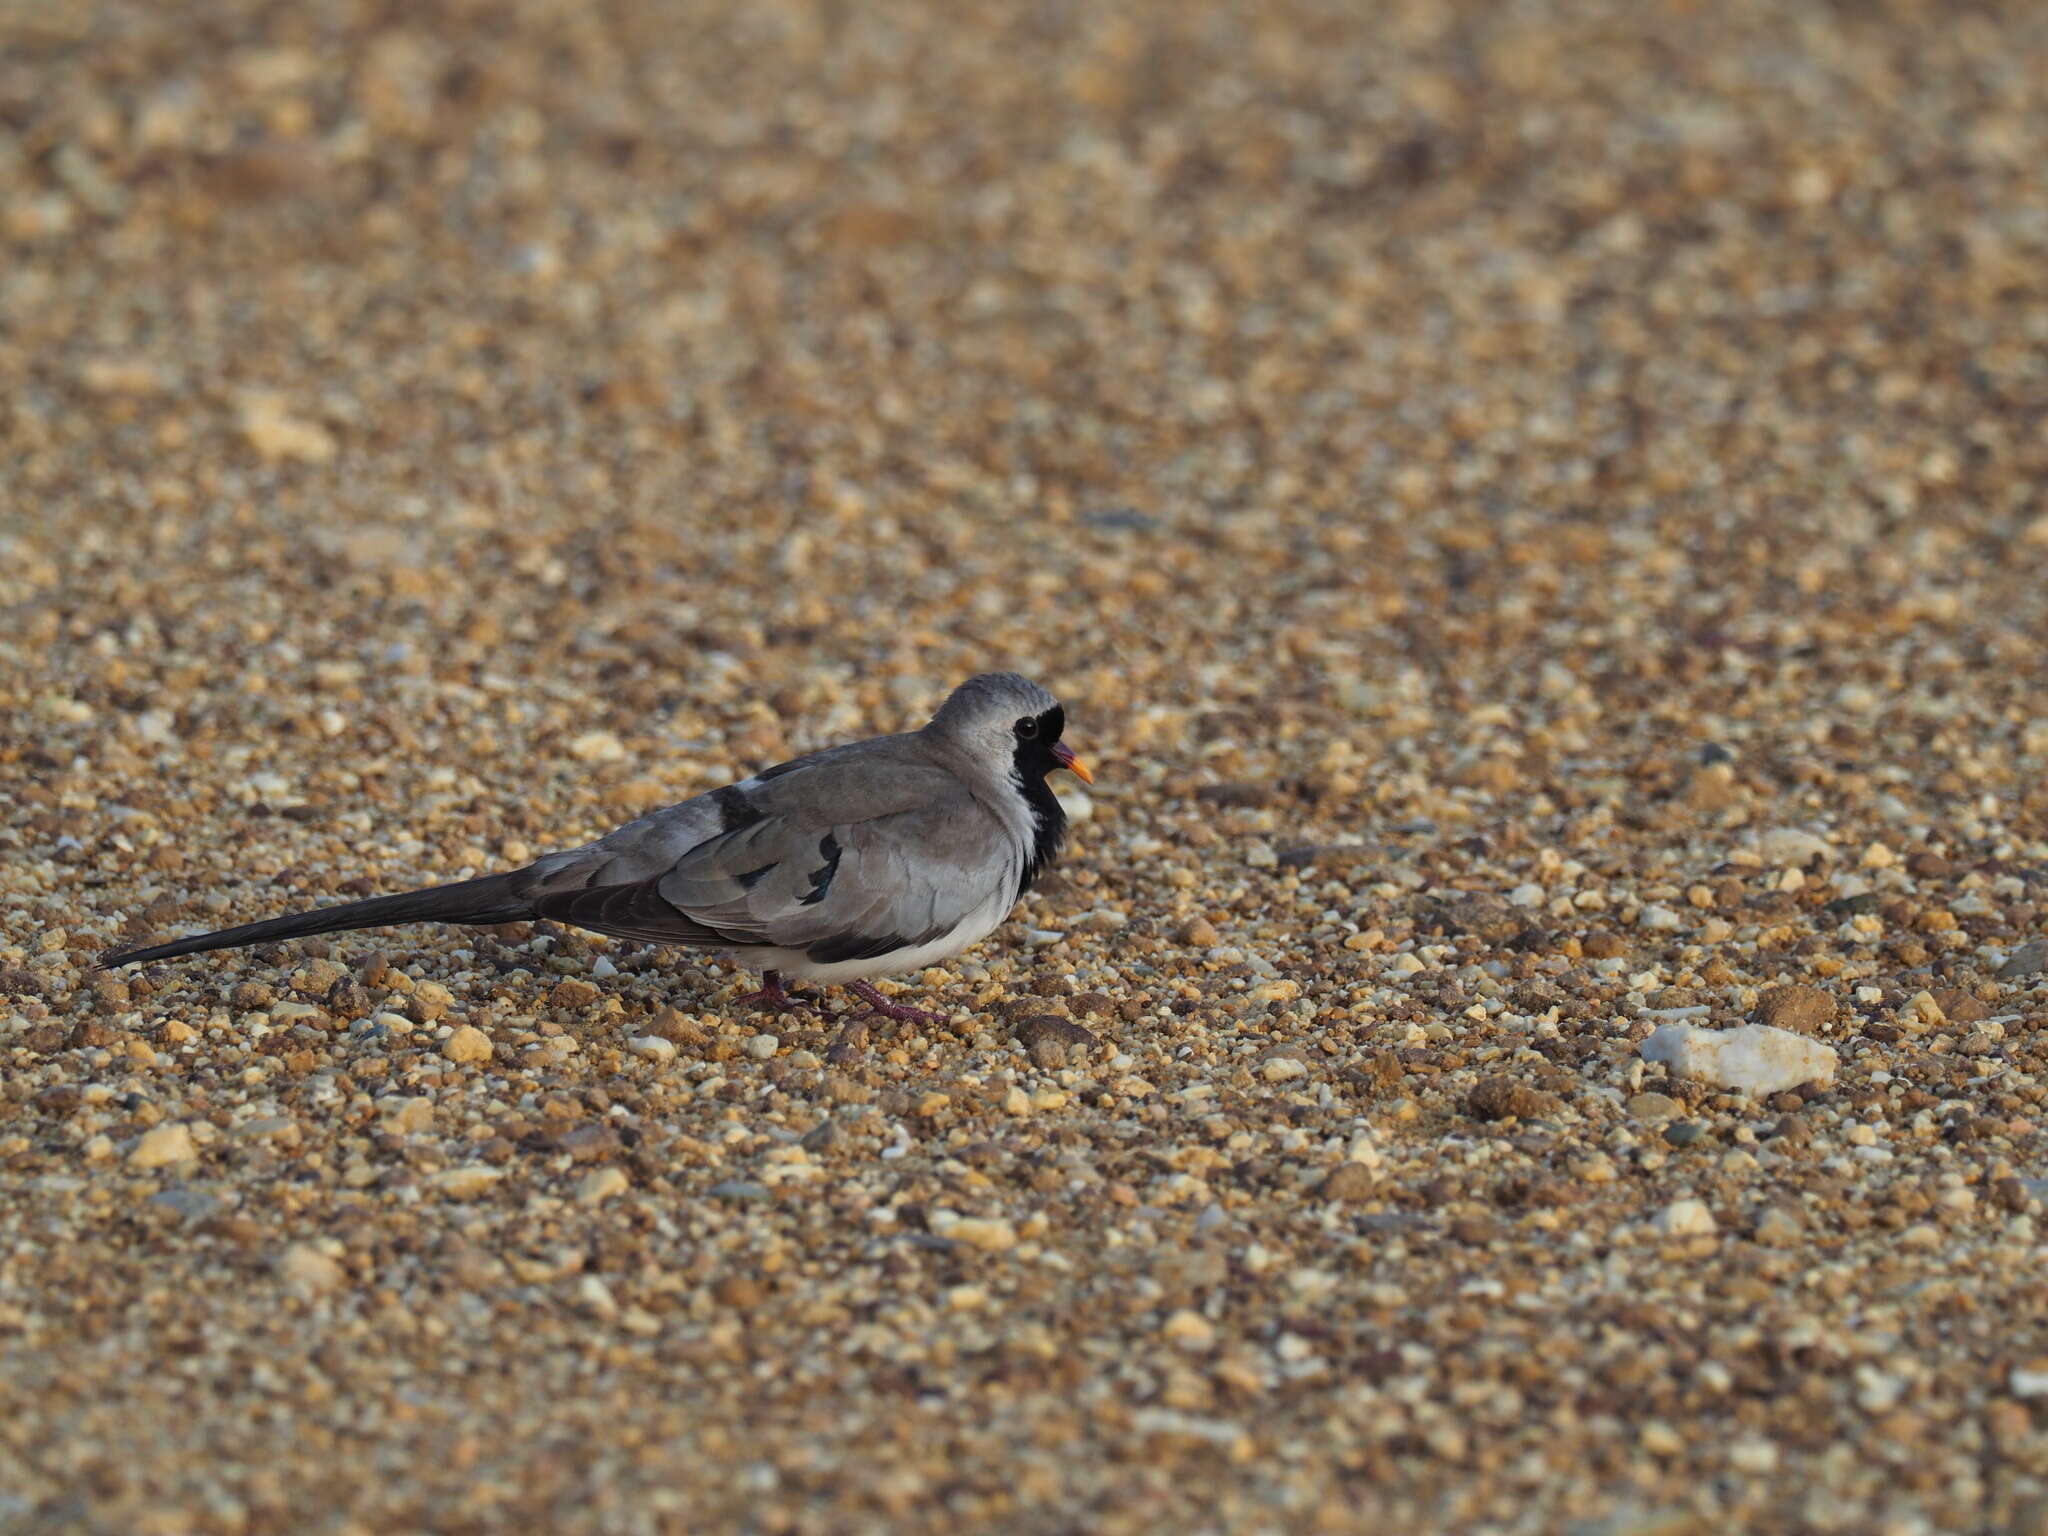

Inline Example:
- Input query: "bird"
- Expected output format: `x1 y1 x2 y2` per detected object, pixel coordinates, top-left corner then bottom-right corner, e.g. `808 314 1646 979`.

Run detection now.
101 672 1093 1047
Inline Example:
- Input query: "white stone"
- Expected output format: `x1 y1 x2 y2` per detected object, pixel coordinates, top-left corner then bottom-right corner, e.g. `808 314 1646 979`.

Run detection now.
1508 883 1545 907
1640 1023 1836 1097
628 1034 677 1063
1654 1198 1717 1238
745 1033 779 1060
1727 1438 1780 1475
1635 904 1682 931
2010 1366 2048 1399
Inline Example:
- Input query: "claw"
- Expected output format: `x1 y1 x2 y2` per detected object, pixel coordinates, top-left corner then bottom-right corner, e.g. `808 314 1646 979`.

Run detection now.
846 979 946 1026
732 970 812 1018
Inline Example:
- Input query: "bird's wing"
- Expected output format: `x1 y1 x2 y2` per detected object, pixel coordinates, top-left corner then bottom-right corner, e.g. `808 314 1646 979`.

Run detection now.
525 746 1017 959
660 788 1015 958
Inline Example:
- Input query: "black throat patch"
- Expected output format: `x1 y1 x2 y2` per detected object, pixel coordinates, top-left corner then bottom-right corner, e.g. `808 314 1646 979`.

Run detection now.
1010 706 1071 899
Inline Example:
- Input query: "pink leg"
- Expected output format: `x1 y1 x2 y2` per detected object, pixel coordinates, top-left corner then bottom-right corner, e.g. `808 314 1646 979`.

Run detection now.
846 979 946 1026
732 970 811 1017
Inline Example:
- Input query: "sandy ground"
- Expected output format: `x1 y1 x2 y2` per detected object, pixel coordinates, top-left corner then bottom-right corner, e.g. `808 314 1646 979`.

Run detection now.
5 0 2048 1531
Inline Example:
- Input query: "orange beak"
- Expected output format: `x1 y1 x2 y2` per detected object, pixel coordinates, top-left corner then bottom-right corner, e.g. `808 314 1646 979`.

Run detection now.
1051 742 1094 784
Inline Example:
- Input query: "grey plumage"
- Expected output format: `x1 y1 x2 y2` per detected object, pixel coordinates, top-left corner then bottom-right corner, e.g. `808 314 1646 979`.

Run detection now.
100 673 1092 996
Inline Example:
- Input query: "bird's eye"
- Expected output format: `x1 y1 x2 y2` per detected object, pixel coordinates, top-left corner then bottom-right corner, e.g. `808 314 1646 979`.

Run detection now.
1014 716 1039 740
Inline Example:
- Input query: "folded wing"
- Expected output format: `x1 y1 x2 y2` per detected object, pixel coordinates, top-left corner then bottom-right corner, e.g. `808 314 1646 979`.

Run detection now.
526 749 1017 963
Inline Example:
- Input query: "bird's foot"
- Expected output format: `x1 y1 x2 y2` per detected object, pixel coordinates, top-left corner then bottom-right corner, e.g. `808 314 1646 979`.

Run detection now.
732 970 813 1018
846 980 946 1026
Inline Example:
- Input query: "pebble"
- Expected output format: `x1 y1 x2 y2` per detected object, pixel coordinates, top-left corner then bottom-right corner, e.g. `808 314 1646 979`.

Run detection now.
1753 984 1835 1034
432 1166 502 1199
1466 1077 1560 1121
568 731 626 763
629 1035 678 1063
1572 1152 1618 1185
576 1276 618 1319
128 1122 197 1169
1654 1199 1717 1238
708 1180 770 1202
1754 827 1831 866
1754 1208 1802 1245
380 1096 434 1133
550 979 601 1009
944 1217 1017 1253
239 393 335 463
2010 1364 2048 1400
409 981 455 1022
576 1167 629 1205
1318 1164 1376 1202
745 1033 779 1060
148 1188 221 1223
276 1243 347 1295
1726 1439 1780 1475
1260 1055 1308 1083
1013 1014 1098 1069
1162 1310 1216 1350
1640 1024 1837 1096
1999 940 2048 980
1627 1092 1681 1123
441 1024 493 1064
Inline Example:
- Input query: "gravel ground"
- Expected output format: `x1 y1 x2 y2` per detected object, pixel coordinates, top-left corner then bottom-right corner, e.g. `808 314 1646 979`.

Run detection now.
5 1 2048 1532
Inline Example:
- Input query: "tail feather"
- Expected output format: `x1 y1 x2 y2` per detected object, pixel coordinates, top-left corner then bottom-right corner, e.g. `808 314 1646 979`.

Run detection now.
100 874 532 969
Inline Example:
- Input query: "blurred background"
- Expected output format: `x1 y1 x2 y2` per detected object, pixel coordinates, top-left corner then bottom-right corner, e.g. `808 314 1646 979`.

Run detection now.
6 1 2042 831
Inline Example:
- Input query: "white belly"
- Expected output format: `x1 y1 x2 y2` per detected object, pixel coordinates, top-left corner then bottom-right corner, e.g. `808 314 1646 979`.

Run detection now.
751 888 1016 984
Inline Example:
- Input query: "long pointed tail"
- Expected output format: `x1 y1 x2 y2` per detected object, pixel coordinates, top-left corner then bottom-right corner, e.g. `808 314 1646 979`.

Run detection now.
100 874 532 969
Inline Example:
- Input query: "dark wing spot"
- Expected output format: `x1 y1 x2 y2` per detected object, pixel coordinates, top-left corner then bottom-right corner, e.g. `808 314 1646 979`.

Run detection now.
711 785 765 833
800 833 841 906
736 863 777 892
